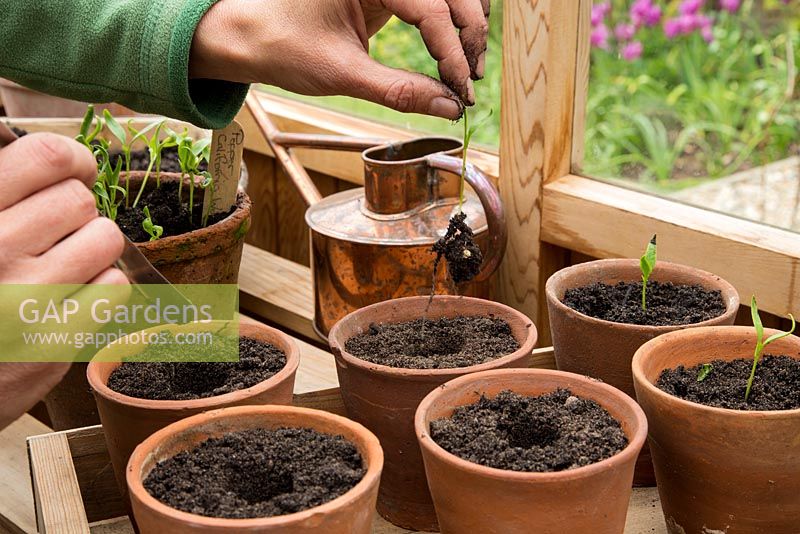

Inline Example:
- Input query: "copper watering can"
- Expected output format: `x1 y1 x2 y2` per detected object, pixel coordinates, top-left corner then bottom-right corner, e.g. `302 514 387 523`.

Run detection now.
246 96 507 338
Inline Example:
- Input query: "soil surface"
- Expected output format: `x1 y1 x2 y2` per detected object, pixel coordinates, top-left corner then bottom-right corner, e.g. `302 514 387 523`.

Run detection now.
562 280 726 326
344 315 519 369
430 389 628 472
433 212 483 284
656 355 800 410
115 181 234 242
111 146 208 174
144 427 365 519
107 336 286 400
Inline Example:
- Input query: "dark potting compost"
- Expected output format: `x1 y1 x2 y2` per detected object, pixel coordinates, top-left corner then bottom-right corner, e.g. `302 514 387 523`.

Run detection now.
656 355 800 410
430 389 628 472
111 146 208 174
144 427 365 519
107 336 286 400
562 280 726 326
433 212 483 284
344 315 519 369
116 182 235 242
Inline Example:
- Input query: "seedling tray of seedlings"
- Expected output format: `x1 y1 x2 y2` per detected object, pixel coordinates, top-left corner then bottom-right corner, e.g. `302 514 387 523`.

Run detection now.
26 358 667 532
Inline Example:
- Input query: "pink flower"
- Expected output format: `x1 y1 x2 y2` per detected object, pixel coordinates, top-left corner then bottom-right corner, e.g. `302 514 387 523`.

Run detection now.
615 23 637 41
679 0 704 15
591 2 611 26
664 18 682 39
678 13 700 33
719 0 741 12
591 23 610 49
701 23 714 42
643 4 663 26
622 41 644 61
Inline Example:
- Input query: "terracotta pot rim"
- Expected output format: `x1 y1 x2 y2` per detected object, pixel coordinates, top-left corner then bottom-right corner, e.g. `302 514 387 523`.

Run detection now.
87 322 300 412
328 295 538 380
415 368 648 482
126 404 384 528
545 259 740 332
633 325 800 418
123 172 251 248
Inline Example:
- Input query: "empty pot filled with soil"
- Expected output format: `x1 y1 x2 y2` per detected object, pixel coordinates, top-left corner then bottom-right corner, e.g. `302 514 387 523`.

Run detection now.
633 326 800 533
328 295 537 531
546 259 739 485
415 368 647 534
121 173 251 284
88 321 299 516
127 405 383 533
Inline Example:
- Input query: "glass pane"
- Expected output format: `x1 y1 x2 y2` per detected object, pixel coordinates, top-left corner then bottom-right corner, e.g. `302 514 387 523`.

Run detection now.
584 0 800 231
259 2 504 149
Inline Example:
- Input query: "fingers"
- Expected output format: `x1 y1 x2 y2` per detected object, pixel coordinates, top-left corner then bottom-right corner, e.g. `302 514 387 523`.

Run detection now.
36 217 125 284
381 0 475 104
0 179 98 256
344 54 465 119
89 267 129 285
0 133 97 211
0 363 71 430
445 0 489 80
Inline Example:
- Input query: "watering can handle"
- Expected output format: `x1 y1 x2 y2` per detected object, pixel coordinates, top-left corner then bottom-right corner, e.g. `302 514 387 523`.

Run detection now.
426 153 507 283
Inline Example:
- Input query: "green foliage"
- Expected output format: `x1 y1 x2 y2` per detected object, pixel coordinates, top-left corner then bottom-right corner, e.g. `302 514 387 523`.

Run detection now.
696 363 713 382
746 296 796 401
141 206 163 241
639 235 657 310
173 132 213 226
585 3 800 185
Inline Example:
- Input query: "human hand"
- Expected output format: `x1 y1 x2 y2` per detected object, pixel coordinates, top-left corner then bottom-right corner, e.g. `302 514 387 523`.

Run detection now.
0 133 127 429
190 0 490 120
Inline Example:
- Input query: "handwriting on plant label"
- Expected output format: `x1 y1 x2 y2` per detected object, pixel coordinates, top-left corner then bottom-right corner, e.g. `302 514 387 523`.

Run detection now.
203 120 245 216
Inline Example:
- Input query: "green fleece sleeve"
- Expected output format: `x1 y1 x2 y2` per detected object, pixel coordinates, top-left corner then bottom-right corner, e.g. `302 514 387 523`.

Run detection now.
0 0 248 129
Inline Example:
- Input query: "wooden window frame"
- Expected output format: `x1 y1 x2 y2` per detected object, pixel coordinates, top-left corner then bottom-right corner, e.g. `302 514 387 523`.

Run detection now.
236 0 800 326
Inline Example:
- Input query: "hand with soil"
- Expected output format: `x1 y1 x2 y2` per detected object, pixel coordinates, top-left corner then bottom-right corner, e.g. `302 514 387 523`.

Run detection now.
191 0 490 119
0 133 128 430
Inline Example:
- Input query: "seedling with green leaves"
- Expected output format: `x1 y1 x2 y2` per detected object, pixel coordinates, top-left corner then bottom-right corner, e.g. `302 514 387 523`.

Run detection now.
640 235 657 310
696 363 713 382
745 296 796 402
141 206 163 241
77 106 218 238
457 108 493 212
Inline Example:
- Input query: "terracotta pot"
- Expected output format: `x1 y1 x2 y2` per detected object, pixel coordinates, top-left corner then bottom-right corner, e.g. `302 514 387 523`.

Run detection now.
415 368 647 534
632 326 800 533
125 173 251 284
0 78 134 117
127 404 383 533
42 363 99 430
328 295 537 531
546 259 739 485
88 321 299 515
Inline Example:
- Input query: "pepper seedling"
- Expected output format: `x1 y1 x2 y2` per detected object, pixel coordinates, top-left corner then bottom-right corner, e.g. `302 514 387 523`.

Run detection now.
640 235 657 310
141 206 163 241
745 296 796 402
131 120 167 208
696 363 713 382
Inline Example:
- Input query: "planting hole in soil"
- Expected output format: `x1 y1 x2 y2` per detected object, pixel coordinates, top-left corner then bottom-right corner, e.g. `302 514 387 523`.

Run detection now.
562 281 726 326
430 389 628 472
107 336 286 400
115 182 235 242
344 315 519 369
143 427 365 519
656 355 800 411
